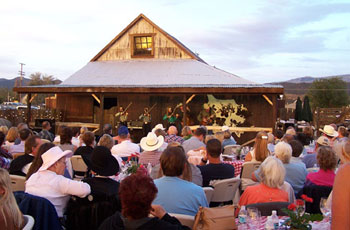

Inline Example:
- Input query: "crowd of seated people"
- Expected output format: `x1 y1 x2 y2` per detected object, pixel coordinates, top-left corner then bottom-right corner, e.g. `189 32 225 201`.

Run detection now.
1 121 350 229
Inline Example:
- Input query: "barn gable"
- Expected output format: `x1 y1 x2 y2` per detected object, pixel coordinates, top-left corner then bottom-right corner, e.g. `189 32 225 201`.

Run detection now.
92 14 204 62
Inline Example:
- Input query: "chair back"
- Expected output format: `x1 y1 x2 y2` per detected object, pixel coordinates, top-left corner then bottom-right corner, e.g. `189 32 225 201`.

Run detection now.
10 175 26 192
203 187 214 204
71 155 88 173
297 184 332 214
240 162 261 179
223 145 240 155
246 202 291 216
22 215 35 230
169 213 195 229
211 178 241 203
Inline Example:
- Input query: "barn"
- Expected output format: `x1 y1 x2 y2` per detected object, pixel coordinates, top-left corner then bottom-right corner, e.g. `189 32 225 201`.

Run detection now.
14 14 283 143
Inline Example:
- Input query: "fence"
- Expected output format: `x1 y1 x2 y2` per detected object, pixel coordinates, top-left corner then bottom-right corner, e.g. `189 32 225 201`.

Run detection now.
314 107 350 135
0 109 64 126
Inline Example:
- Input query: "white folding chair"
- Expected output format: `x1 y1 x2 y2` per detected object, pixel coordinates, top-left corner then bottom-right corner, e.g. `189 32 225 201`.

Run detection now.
223 145 240 155
169 213 195 229
10 175 26 192
203 187 214 204
240 162 261 191
70 155 88 179
210 178 241 203
22 215 35 230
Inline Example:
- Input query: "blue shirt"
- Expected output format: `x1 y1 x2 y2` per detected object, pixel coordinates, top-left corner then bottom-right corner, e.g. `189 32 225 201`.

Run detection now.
153 176 208 216
182 136 205 154
222 138 237 148
302 154 317 168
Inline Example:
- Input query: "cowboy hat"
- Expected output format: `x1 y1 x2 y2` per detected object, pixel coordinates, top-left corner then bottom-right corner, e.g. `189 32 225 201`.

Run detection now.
140 132 164 151
88 146 119 176
319 125 338 137
39 146 73 171
317 136 330 146
221 126 230 132
152 124 165 133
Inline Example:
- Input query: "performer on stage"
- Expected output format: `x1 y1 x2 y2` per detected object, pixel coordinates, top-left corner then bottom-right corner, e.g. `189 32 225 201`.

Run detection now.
197 103 215 125
139 107 152 136
163 107 177 129
115 106 128 127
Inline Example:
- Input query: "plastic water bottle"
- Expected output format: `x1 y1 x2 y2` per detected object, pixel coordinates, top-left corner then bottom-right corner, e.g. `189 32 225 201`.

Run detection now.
147 163 152 175
238 206 247 229
265 216 274 230
271 210 279 229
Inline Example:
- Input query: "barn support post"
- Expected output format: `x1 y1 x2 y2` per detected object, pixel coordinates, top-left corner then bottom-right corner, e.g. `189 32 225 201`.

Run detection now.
99 93 105 135
27 93 31 125
183 94 187 126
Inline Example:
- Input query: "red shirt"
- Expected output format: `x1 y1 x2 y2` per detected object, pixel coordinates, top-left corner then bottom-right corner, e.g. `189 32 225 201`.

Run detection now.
239 183 288 206
306 169 335 187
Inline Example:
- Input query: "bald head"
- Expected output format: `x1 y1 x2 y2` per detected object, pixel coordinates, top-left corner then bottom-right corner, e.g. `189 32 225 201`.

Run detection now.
168 126 178 135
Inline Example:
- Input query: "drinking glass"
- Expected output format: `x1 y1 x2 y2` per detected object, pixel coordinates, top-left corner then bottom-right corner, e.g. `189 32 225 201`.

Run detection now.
247 207 260 228
296 199 305 216
320 197 331 218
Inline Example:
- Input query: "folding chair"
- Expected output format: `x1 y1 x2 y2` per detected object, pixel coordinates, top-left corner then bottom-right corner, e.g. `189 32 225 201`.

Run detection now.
10 174 26 192
70 155 88 179
169 213 195 229
203 187 214 204
223 145 240 155
210 178 241 206
22 215 35 230
240 162 261 192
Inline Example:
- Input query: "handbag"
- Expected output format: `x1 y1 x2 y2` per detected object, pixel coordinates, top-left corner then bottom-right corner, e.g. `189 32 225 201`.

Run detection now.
193 205 237 230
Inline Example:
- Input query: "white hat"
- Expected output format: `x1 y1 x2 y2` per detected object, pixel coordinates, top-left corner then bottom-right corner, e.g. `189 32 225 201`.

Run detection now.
39 146 73 171
221 126 230 132
152 124 165 133
319 125 338 137
140 132 164 151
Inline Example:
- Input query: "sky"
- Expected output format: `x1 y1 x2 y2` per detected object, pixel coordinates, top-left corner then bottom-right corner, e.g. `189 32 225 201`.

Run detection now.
0 0 349 83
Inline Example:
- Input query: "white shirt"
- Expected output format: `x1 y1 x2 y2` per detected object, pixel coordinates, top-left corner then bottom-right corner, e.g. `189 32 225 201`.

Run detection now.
72 136 80 148
111 140 140 158
25 170 91 217
9 141 25 154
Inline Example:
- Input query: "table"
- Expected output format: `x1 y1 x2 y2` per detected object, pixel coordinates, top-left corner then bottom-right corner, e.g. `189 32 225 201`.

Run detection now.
224 160 244 177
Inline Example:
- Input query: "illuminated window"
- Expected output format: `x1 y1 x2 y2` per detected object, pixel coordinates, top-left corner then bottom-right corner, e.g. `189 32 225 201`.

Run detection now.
133 36 153 56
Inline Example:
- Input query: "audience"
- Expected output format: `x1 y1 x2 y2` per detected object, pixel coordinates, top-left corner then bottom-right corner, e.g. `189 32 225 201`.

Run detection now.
74 131 95 163
15 123 28 144
25 146 91 217
0 126 8 136
222 126 237 148
285 127 296 136
182 127 206 154
153 146 208 216
198 139 235 187
9 128 31 155
39 121 54 142
181 126 192 140
53 125 66 144
0 168 25 229
9 135 41 176
267 133 275 153
165 126 184 144
59 126 76 152
154 128 168 152
289 140 304 163
305 146 336 187
245 131 270 162
139 132 164 166
331 163 350 229
111 126 140 159
303 136 329 168
0 131 12 159
97 124 114 143
99 172 190 230
98 134 123 169
336 126 348 142
71 127 81 147
302 126 314 144
239 156 288 206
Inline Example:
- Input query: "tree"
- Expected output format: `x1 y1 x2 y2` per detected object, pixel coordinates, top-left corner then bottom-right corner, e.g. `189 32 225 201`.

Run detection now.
307 77 349 108
302 96 313 122
27 72 61 105
295 97 303 121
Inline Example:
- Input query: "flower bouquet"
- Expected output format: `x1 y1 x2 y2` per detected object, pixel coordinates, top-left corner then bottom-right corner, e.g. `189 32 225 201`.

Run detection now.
282 195 323 230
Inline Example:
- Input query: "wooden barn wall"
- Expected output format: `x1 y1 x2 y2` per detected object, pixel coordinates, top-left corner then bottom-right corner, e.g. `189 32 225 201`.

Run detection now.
97 18 192 61
56 94 94 122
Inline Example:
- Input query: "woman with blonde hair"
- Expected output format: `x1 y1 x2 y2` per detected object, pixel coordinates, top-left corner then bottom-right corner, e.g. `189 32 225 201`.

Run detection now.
0 168 24 229
0 126 8 135
245 131 270 162
4 127 18 151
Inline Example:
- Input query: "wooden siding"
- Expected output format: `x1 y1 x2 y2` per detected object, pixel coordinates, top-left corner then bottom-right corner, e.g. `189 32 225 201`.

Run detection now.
56 94 94 123
97 18 192 61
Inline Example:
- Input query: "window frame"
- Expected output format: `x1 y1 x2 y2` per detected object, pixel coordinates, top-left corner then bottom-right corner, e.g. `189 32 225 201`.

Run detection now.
130 33 155 58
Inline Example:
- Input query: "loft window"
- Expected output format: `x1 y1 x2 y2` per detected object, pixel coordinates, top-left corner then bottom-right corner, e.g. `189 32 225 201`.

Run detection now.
133 36 153 56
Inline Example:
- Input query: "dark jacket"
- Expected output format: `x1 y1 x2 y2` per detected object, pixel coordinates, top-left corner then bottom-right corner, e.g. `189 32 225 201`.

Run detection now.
9 154 34 176
99 212 191 230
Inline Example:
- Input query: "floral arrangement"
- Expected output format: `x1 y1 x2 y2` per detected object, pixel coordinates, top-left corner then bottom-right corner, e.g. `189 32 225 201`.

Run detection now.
282 195 323 230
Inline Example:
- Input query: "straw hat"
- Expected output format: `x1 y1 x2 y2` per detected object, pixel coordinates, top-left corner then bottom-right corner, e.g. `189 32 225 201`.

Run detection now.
39 146 73 171
319 125 338 137
221 126 230 132
152 124 165 133
140 132 164 151
316 136 330 146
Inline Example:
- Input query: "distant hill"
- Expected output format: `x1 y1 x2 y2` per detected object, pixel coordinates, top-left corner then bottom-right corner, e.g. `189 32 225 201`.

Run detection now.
271 74 350 84
0 77 31 88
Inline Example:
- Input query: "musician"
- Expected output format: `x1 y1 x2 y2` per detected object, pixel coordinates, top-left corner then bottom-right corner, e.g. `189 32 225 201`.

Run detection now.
139 107 152 136
163 107 177 129
197 103 215 125
115 106 128 127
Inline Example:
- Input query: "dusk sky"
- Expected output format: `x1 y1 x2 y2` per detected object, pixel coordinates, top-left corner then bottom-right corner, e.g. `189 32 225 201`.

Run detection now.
0 0 349 83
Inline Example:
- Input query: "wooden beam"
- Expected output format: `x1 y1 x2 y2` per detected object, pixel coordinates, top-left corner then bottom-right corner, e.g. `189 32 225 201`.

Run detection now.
27 93 31 125
92 94 100 104
99 94 104 135
189 125 272 133
183 95 187 126
29 94 37 103
262 94 273 106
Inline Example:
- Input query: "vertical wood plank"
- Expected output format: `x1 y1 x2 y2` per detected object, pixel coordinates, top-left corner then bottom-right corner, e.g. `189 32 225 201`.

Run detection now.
99 94 105 135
